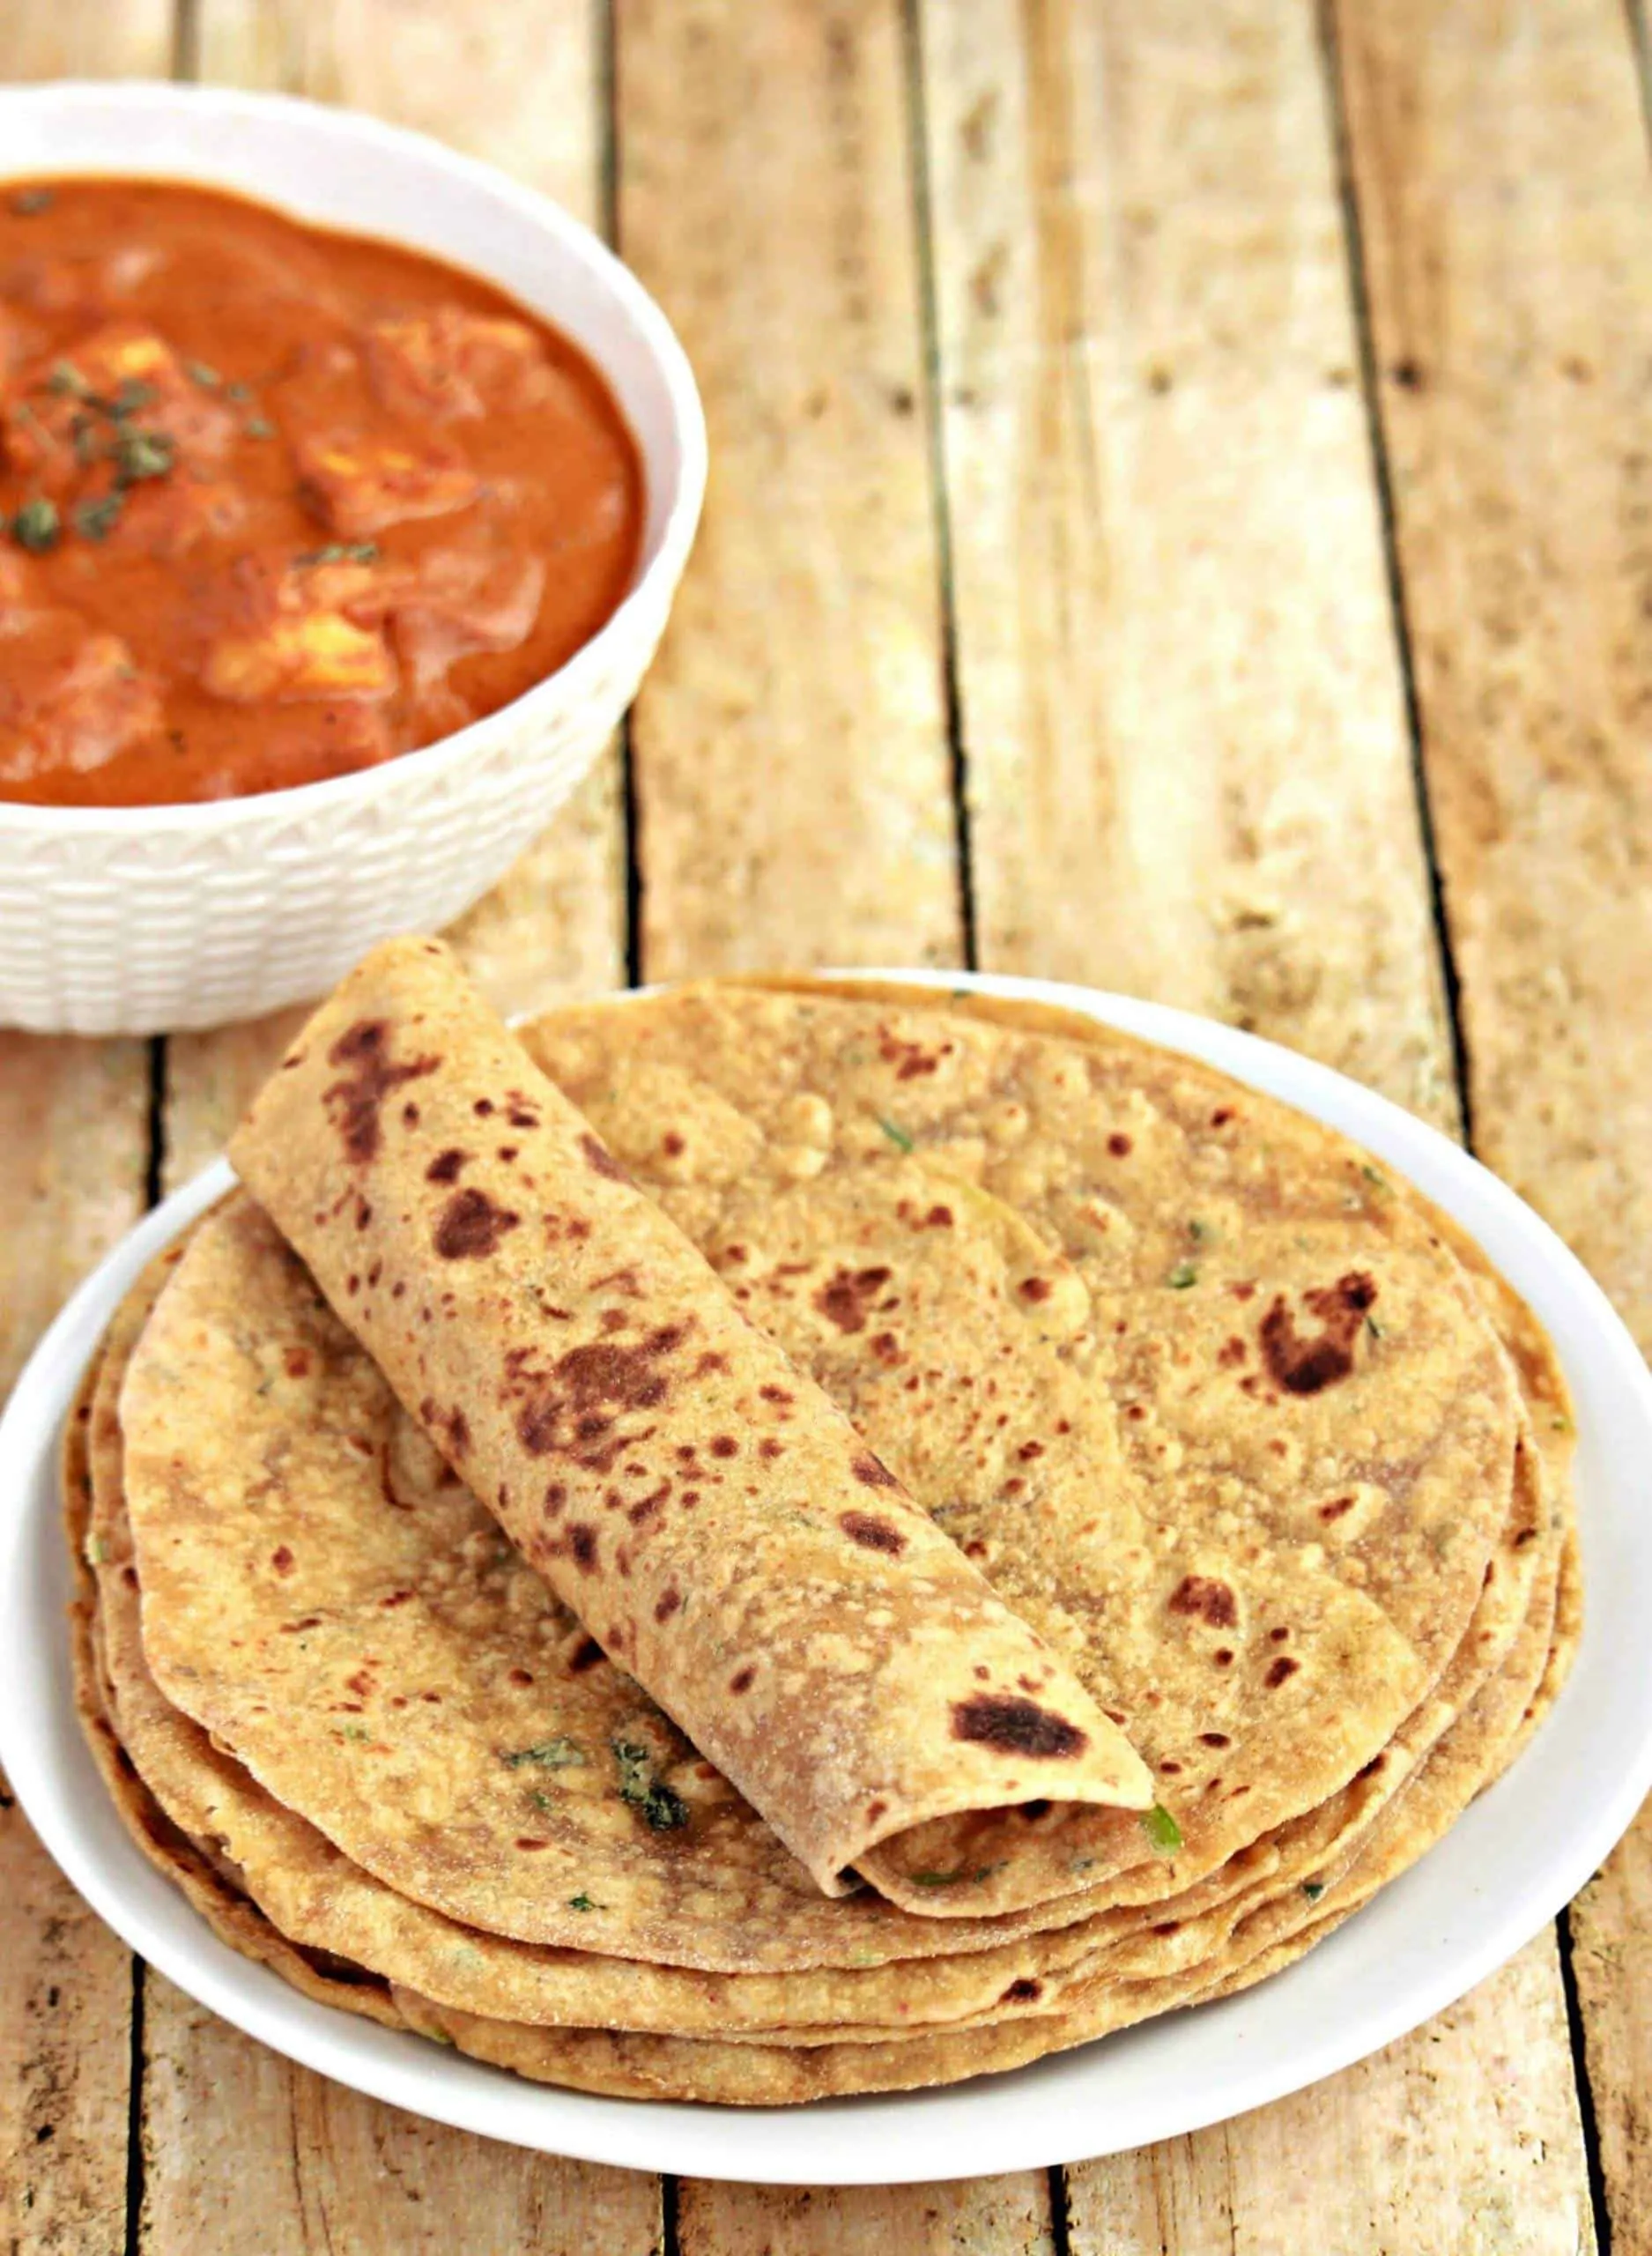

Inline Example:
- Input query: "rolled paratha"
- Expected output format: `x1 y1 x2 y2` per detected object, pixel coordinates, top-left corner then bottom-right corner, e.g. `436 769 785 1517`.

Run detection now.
214 942 1155 1914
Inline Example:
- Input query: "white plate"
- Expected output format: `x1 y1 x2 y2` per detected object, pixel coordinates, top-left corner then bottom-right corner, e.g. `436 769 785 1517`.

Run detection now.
3 969 1650 2186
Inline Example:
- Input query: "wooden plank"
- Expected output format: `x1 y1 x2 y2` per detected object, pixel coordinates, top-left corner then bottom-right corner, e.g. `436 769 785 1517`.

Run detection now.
619 0 961 978
677 2173 1053 2256
918 0 1596 2248
1333 0 1652 2242
922 0 1453 1125
1330 0 1652 1347
0 12 174 2252
137 1978 659 2256
1067 1936 1595 2256
137 6 646 2250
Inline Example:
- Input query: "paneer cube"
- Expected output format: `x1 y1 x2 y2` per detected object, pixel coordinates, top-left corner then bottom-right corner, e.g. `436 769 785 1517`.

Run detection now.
0 608 163 783
363 307 552 423
202 605 396 704
294 428 479 538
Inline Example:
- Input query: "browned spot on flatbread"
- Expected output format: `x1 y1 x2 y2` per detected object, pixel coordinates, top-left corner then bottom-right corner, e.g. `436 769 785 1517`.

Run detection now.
952 1693 1087 1760
426 1147 468 1184
839 1510 907 1555
433 1187 520 1259
322 1020 439 1164
813 1264 893 1334
514 1325 685 1472
654 1585 682 1622
1259 1271 1378 1395
567 1524 598 1572
579 1132 629 1182
850 1451 899 1489
1169 1574 1239 1629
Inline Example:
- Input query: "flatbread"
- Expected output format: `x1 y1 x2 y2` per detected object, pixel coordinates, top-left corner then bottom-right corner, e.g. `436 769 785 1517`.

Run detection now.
218 938 1152 1913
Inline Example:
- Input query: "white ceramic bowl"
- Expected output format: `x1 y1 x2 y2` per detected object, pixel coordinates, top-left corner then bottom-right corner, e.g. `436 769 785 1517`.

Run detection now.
0 83 706 1035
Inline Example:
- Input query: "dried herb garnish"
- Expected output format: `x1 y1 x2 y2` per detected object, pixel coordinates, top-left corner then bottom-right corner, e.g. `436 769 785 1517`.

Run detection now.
9 186 55 217
567 1892 598 1912
298 541 380 568
73 493 124 543
1301 1879 1326 1902
500 1737 585 1770
113 426 175 484
225 380 253 403
1167 1261 1199 1289
613 1739 688 1831
185 360 222 388
11 497 60 553
110 378 157 419
46 360 88 398
877 1116 915 1154
244 415 275 440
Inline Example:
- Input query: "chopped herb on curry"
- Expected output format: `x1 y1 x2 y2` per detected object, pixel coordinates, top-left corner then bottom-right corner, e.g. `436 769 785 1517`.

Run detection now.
500 1737 586 1770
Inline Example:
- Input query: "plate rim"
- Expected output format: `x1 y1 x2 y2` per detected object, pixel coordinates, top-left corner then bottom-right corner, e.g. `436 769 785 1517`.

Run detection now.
2 965 1649 2185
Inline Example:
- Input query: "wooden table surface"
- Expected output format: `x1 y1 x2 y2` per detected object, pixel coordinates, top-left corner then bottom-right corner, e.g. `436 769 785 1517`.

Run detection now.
2 1 1648 2248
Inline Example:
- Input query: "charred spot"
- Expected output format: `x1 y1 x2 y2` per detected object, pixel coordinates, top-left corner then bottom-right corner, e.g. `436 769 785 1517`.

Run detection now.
759 1436 784 1459
283 1347 311 1379
1259 1272 1378 1395
1108 1132 1133 1157
851 1451 899 1489
1218 1337 1248 1369
569 1636 605 1673
544 1481 567 1518
1169 1574 1239 1629
813 1264 894 1334
951 1694 1087 1760
1319 1495 1356 1523
839 1510 907 1555
270 1545 294 1575
567 1524 599 1572
1019 1799 1052 1820
1357 1751 1387 1780
730 1666 756 1694
628 1482 670 1526
426 1147 469 1184
655 1586 682 1622
380 1589 415 1608
1265 1656 1300 1688
866 1798 888 1822
1213 1647 1234 1666
1002 1978 1042 2004
1211 1107 1234 1127
663 1131 686 1157
1199 1731 1231 1748
419 1398 470 1460
1159 1759 1183 1775
433 1186 520 1259
322 1020 439 1163
695 1351 730 1377
515 1327 685 1467
1230 1280 1257 1302
709 1435 738 1459
1269 1626 1290 1643
1019 1276 1053 1303
579 1132 629 1182
515 1837 548 1851
925 1204 954 1228
759 1383 793 1405
508 1667 535 1686
1018 1441 1045 1461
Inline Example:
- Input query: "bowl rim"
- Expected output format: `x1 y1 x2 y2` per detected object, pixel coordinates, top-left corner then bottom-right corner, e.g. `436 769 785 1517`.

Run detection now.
0 78 707 835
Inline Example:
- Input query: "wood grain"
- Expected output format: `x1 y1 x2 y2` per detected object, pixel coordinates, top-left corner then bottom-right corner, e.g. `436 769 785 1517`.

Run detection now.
0 10 174 2250
1334 0 1652 2244
137 1980 659 2256
619 0 962 977
678 2173 1053 2255
920 0 1455 1126
138 6 647 2250
1067 1936 1595 2256
921 0 1595 2247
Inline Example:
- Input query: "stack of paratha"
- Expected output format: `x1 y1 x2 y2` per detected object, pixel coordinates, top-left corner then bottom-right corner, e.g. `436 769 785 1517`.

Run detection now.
66 951 1579 2104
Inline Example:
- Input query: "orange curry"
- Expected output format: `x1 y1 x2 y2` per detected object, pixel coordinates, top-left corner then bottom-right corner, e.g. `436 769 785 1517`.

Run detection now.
0 179 643 805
